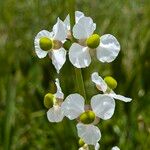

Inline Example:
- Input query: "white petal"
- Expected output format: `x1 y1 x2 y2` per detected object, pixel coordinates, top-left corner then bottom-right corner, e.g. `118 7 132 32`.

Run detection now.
61 94 85 120
91 94 115 120
64 11 85 30
55 78 64 99
51 48 67 73
47 105 64 122
96 34 120 63
91 72 107 92
53 18 67 41
77 123 101 145
109 93 132 102
95 143 100 150
34 30 53 58
112 146 120 150
73 17 96 39
69 43 91 68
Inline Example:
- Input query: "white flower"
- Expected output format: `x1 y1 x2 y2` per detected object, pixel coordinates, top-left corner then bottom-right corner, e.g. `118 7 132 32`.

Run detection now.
112 146 120 150
61 93 115 145
64 11 85 30
34 18 67 73
69 16 120 68
91 72 132 102
47 78 64 122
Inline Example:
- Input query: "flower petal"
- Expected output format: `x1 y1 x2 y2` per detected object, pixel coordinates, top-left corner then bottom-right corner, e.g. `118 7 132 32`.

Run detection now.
55 78 64 99
91 94 115 120
112 146 120 150
96 34 120 62
73 17 96 39
61 94 85 120
53 18 67 41
47 105 64 122
69 43 91 68
51 48 67 73
109 93 132 102
77 123 101 145
91 72 107 92
34 30 53 58
95 143 100 150
64 11 85 30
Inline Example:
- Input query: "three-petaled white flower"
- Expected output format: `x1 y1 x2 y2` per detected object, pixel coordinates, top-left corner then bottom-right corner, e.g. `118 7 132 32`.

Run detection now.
47 78 64 122
34 18 67 73
69 16 120 68
91 72 132 102
61 93 115 146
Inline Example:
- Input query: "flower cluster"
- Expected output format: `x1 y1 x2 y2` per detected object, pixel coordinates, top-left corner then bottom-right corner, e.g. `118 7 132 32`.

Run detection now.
34 11 132 150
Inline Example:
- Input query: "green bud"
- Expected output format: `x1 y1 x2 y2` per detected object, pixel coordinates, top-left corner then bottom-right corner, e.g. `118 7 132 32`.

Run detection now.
104 76 117 90
78 138 85 147
79 110 95 124
39 37 53 51
44 93 55 108
63 39 72 50
86 34 100 49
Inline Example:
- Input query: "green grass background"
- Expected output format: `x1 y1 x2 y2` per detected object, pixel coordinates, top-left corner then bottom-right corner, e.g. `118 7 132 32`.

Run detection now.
0 0 150 149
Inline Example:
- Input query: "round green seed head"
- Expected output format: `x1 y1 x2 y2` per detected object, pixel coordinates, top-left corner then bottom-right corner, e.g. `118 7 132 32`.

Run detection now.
79 110 95 124
63 39 72 50
44 93 55 109
104 76 117 90
39 37 53 51
78 138 85 147
86 34 100 49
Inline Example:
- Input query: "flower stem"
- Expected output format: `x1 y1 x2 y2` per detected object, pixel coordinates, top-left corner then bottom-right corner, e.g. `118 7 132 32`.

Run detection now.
68 0 87 100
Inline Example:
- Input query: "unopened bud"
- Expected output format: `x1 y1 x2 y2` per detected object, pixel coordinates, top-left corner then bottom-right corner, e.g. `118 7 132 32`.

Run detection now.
44 93 55 108
78 138 85 147
86 34 100 49
79 110 95 124
39 37 53 51
104 76 117 90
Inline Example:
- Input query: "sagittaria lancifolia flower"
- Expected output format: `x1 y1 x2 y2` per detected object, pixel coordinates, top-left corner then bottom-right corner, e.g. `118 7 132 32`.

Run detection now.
91 72 132 102
61 93 115 146
44 78 65 122
34 18 67 73
69 16 120 68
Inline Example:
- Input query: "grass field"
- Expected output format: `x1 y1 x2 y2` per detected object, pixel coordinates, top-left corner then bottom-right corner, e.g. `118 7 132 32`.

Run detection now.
0 0 150 150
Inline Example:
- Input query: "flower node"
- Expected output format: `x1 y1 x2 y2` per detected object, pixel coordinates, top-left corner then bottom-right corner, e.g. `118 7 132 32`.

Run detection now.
39 37 53 51
86 34 100 49
104 76 117 90
63 39 72 50
44 93 55 108
79 110 95 124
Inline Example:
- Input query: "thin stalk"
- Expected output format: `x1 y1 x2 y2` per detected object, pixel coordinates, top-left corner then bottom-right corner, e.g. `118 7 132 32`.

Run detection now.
68 0 87 100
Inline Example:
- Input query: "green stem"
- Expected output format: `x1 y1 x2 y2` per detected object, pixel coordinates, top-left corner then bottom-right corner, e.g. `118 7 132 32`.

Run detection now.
68 0 87 100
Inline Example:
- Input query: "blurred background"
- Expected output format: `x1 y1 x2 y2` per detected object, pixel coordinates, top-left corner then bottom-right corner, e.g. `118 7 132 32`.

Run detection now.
0 0 150 149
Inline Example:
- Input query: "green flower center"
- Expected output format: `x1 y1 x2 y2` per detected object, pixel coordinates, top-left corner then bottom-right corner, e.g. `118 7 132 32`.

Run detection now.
86 34 100 49
79 110 95 124
39 37 53 51
44 93 55 109
78 138 85 147
104 76 117 90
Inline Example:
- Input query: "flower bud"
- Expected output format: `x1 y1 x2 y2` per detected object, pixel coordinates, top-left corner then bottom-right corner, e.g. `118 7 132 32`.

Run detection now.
63 39 72 50
86 34 100 49
44 93 55 108
78 138 85 147
104 76 117 90
79 110 95 124
39 37 53 51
